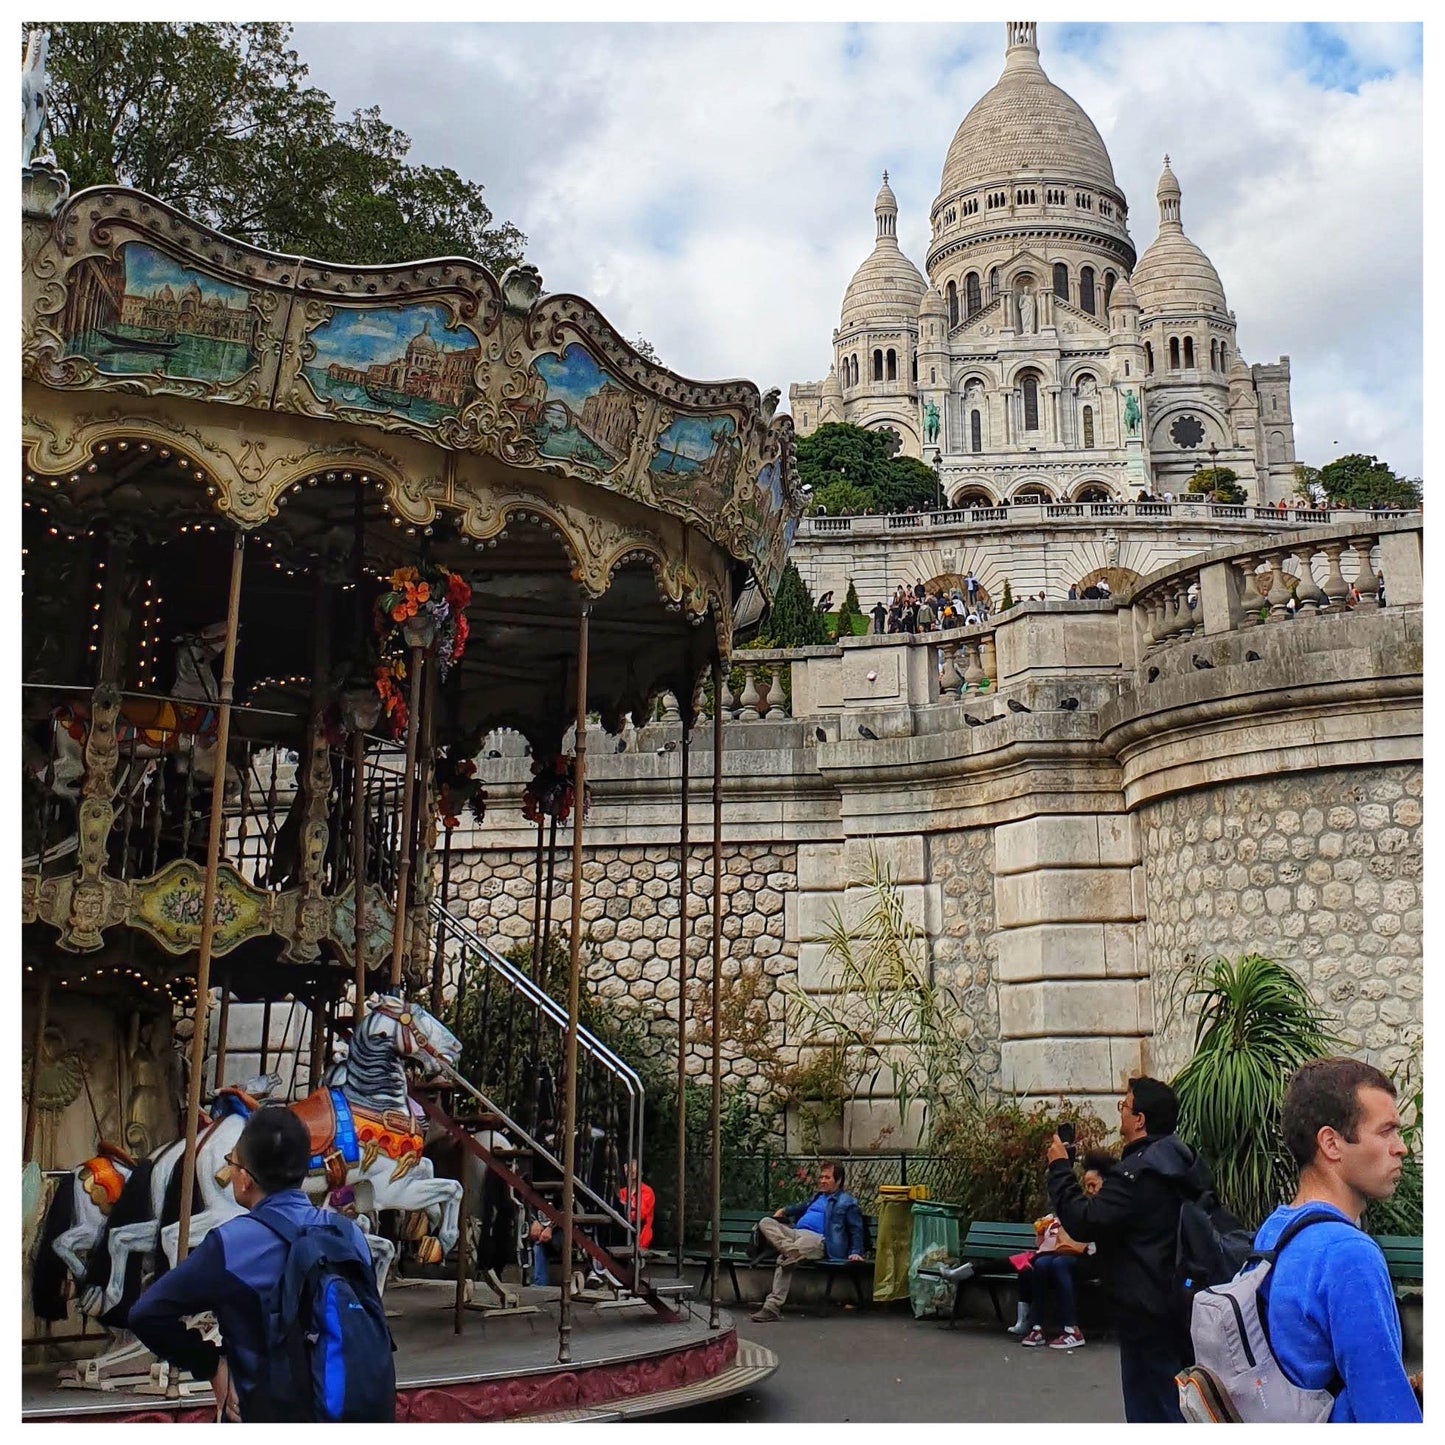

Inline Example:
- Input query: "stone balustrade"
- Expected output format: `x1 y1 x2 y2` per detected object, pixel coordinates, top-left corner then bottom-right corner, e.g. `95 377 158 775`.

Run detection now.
1126 516 1422 660
795 501 1416 540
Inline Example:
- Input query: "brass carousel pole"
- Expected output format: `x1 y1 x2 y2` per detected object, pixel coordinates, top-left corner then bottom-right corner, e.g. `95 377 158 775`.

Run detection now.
351 720 369 1021
530 816 545 976
709 657 724 1330
557 604 590 1365
212 974 231 1089
175 528 246 1263
388 641 427 992
674 692 690 1276
23 973 52 1164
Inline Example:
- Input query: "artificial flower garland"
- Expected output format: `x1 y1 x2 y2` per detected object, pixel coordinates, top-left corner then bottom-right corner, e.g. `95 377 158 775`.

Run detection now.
521 753 591 825
372 564 473 739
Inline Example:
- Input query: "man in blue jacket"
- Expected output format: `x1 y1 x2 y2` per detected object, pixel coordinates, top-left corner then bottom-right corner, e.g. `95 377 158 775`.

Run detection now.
128 1106 379 1421
750 1160 864 1322
1253 1056 1421 1422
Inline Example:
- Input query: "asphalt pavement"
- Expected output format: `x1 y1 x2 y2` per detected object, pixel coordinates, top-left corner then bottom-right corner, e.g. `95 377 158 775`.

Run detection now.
655 1305 1129 1423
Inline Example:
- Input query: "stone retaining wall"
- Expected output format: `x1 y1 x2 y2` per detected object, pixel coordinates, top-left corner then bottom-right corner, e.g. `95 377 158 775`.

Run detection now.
1139 763 1424 1079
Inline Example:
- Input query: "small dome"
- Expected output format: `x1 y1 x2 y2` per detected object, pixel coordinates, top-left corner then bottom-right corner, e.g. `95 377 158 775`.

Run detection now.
840 177 926 331
1108 272 1138 310
1132 157 1227 315
938 23 1118 199
823 366 843 398
920 287 948 318
408 321 438 355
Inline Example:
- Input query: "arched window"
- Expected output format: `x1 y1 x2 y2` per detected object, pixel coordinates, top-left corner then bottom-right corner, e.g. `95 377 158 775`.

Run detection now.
1219 343 1228 371
912 353 917 383
930 367 936 384
1053 262 1069 301
1169 336 1181 370
1209 338 1217 369
1021 373 1040 431
947 280 959 329
989 267 1000 299
1184 336 1195 369
1080 267 1096 315
971 409 982 453
1103 271 1116 311
965 272 981 317
1144 341 1154 374
872 349 883 382
886 348 897 382
1083 405 1095 448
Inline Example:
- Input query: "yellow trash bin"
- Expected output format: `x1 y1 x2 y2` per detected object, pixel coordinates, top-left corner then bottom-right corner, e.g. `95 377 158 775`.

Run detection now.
872 1184 929 1302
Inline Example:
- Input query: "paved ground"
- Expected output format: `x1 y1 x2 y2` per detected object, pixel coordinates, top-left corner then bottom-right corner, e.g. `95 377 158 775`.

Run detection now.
657 1305 1129 1423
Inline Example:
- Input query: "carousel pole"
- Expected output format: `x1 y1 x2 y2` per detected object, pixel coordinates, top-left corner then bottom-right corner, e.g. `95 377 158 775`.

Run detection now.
351 721 369 1021
213 973 231 1090
430 825 453 1016
175 528 246 1264
388 642 427 992
23 972 53 1164
674 693 690 1275
557 604 590 1366
530 816 545 977
308 991 326 1091
709 657 724 1330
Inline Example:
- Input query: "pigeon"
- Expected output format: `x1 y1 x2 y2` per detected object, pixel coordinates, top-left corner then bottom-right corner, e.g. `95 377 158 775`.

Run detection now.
485 749 502 759
858 725 879 740
1192 655 1214 670
663 740 678 752
1146 667 1160 682
1058 697 1079 711
1006 698 1031 714
1245 651 1261 662
964 714 984 728
615 738 627 753
814 726 827 743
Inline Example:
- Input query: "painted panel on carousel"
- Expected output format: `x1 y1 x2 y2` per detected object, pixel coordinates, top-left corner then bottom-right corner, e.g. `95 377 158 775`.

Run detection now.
743 456 794 599
58 242 258 387
131 858 272 956
302 302 482 425
649 413 741 517
526 344 636 474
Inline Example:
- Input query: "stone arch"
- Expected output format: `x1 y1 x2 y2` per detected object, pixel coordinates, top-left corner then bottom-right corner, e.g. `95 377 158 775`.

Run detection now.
1069 479 1117 502
949 484 997 508
1009 479 1055 503
922 571 995 611
1074 564 1139 599
1148 400 1230 456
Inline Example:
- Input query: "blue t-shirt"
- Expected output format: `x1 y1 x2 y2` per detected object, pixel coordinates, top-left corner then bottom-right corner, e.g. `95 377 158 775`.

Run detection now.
795 1197 828 1237
1254 1202 1420 1423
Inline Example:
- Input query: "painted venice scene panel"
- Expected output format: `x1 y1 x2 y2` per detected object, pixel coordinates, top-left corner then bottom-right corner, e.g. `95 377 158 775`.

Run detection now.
649 411 741 516
58 242 257 385
526 344 636 473
304 302 482 424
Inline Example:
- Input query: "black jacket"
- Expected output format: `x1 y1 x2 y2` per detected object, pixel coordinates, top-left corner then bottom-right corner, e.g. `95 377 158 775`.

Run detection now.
1047 1133 1212 1342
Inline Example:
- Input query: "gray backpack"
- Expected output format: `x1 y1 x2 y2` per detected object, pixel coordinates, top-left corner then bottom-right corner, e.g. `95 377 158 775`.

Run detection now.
1176 1210 1343 1423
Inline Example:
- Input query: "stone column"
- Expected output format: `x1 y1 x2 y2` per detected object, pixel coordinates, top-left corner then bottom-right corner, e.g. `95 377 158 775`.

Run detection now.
993 814 1149 1116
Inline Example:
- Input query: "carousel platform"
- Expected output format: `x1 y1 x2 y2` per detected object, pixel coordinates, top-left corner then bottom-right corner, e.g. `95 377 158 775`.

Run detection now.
20 1282 777 1423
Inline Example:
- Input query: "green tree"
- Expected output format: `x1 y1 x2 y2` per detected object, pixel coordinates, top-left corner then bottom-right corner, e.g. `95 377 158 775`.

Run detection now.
1000 579 1015 611
1292 463 1325 506
1317 453 1421 511
1188 465 1246 504
796 423 938 515
42 22 526 270
1171 954 1340 1228
763 561 828 648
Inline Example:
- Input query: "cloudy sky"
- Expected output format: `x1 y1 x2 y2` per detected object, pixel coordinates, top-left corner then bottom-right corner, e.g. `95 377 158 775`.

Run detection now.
290 18 1424 477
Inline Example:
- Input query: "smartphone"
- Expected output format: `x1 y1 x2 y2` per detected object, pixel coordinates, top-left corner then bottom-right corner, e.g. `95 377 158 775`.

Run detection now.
1057 1120 1077 1162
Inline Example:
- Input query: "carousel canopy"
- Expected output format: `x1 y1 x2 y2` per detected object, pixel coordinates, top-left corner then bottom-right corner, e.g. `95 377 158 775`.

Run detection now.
22 178 800 748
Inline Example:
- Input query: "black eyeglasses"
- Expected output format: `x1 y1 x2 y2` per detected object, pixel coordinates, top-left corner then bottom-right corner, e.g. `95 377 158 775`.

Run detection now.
225 1152 249 1173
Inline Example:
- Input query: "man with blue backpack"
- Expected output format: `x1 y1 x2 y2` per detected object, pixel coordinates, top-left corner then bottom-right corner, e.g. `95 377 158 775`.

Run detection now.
128 1106 396 1422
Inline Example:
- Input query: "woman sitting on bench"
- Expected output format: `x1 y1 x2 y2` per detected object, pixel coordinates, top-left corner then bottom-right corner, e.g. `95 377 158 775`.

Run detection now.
1011 1156 1108 1350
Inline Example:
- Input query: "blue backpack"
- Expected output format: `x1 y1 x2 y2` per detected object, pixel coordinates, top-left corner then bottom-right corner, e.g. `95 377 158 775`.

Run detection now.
253 1211 396 1422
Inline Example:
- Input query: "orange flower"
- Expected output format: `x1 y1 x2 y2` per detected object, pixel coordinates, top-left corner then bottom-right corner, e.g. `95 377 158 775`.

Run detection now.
415 582 430 603
391 603 409 621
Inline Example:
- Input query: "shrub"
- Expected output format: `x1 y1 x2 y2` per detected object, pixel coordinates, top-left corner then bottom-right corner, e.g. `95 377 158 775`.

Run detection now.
929 1097 1112 1222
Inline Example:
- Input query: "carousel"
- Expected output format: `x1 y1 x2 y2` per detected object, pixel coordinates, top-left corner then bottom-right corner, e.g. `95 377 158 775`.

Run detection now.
20 104 798 1420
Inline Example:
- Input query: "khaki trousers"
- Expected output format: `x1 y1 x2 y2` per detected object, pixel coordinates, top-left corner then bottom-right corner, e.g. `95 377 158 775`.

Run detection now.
758 1214 825 1308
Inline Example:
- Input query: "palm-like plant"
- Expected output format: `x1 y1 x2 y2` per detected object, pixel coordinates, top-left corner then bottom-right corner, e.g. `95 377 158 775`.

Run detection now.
1171 953 1340 1228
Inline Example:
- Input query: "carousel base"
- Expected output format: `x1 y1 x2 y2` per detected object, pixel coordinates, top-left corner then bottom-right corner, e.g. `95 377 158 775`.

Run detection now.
21 1282 776 1423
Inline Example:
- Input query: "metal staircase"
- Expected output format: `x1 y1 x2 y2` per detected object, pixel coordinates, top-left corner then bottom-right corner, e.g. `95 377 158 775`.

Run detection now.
420 902 679 1321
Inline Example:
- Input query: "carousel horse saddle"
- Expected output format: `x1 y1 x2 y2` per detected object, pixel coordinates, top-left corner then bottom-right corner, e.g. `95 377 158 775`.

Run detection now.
78 1154 129 1213
210 1085 263 1122
293 1089 422 1189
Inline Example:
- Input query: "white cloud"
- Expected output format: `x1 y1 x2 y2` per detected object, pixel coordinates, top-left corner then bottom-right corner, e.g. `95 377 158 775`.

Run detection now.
291 19 1423 476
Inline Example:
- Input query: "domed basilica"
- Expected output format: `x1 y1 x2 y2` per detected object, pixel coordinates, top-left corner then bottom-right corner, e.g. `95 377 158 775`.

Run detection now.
789 22 1298 505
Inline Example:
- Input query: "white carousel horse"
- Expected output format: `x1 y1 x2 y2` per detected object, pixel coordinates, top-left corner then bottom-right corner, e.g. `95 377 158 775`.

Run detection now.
85 998 462 1321
22 28 49 168
40 624 240 802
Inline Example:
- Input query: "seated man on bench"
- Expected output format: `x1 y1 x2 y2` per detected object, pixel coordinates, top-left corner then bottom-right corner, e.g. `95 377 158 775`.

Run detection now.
750 1160 864 1322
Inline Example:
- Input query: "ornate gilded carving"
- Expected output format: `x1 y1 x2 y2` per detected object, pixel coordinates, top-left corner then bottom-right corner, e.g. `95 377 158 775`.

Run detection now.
129 858 273 956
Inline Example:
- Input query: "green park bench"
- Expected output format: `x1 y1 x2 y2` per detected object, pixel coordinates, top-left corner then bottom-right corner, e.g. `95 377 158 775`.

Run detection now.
1378 1234 1423 1295
688 1205 879 1313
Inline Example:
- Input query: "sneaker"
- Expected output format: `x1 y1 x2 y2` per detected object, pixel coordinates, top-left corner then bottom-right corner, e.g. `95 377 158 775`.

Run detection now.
1020 1326 1049 1348
1050 1328 1086 1350
749 1304 782 1323
939 1261 976 1283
